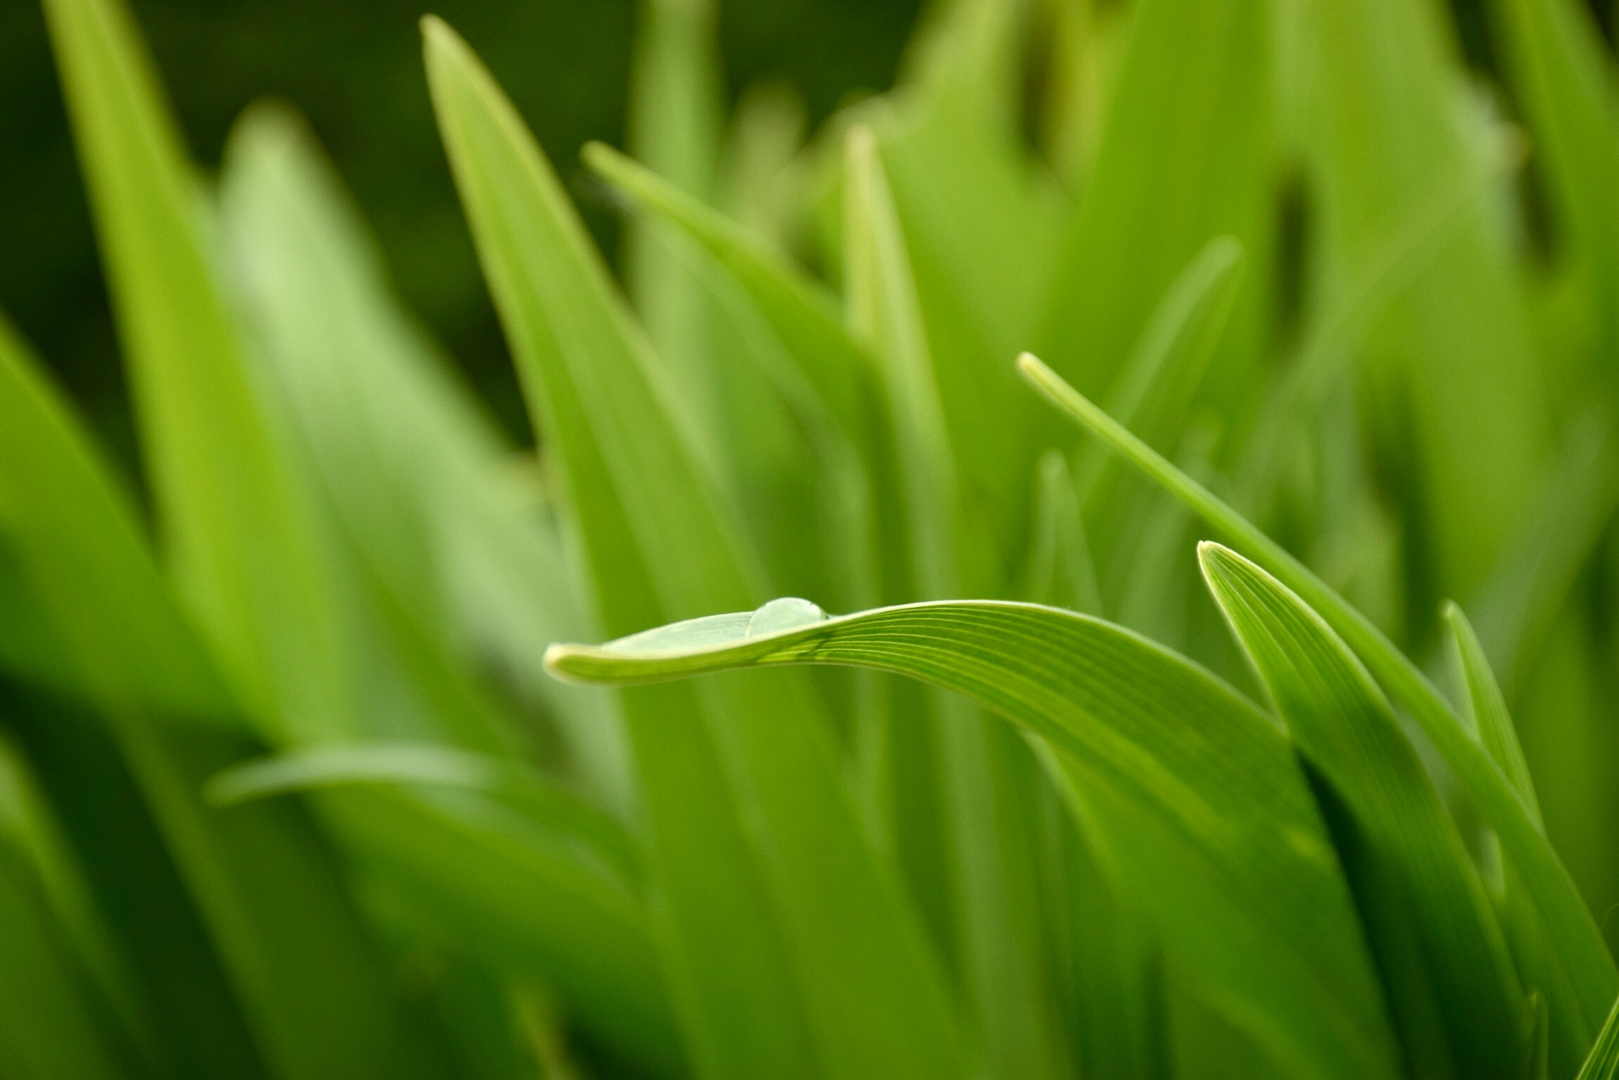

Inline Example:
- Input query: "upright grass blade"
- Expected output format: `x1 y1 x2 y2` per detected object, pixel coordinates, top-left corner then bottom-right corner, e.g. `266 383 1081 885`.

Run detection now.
846 123 1070 1080
1445 604 1542 820
217 105 629 808
424 20 970 1079
0 732 140 1080
41 0 351 745
1578 994 1619 1080
1488 0 1619 367
624 0 723 440
546 600 1401 1080
1019 352 1619 1048
1200 543 1524 1078
1040 0 1271 428
0 290 436 1080
1301 0 1545 603
0 315 232 723
1446 602 1589 1075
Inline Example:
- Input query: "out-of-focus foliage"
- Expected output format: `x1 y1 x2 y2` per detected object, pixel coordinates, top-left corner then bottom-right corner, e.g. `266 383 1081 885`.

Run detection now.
8 0 1619 1076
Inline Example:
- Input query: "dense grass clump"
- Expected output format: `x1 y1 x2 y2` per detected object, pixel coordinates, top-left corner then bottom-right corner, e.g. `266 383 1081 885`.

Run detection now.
8 0 1619 1076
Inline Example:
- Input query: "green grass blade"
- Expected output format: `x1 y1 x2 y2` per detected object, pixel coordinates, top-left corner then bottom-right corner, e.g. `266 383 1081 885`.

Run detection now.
547 600 1402 1080
0 274 437 1080
1025 450 1103 616
41 0 351 745
623 0 723 439
846 123 1071 1079
584 141 877 462
1445 604 1542 822
1302 0 1545 603
217 104 629 807
424 20 970 1078
1488 0 1619 366
1039 0 1270 428
0 838 129 1080
1578 995 1619 1080
0 315 233 723
206 744 641 886
1199 543 1525 1078
1019 352 1619 1042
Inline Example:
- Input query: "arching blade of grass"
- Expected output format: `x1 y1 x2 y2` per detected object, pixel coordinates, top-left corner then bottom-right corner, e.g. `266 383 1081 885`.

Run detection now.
1019 352 1619 1046
424 19 970 1080
546 600 1402 1080
41 0 351 746
1200 543 1525 1078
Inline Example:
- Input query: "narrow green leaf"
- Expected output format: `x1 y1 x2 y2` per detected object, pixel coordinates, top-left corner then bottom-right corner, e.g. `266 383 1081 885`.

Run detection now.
424 19 970 1079
217 105 629 808
1039 0 1271 429
41 0 351 744
0 314 232 722
1445 604 1541 822
1024 450 1103 617
547 600 1402 1080
1019 353 1619 1046
1488 0 1619 366
205 744 640 886
0 247 433 1080
1200 542 1524 1078
623 0 724 439
1578 994 1619 1080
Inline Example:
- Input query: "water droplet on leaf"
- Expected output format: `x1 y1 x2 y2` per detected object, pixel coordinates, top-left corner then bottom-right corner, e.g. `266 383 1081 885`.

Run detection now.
745 597 825 637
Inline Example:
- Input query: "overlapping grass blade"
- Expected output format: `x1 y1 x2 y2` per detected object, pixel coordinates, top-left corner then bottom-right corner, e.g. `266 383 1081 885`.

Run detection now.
1488 0 1619 366
624 0 723 439
1020 352 1619 1048
0 285 434 1080
1578 994 1619 1079
41 0 351 745
1200 543 1524 1077
1040 0 1270 427
547 600 1402 1080
217 104 628 806
846 124 1070 1079
424 19 970 1078
1301 0 1545 602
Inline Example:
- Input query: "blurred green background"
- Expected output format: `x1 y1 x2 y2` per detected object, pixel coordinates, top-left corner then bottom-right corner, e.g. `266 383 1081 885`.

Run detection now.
0 0 920 468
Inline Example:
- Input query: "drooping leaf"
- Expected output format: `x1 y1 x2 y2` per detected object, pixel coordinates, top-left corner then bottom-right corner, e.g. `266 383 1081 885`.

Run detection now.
1019 352 1619 1049
547 600 1402 1080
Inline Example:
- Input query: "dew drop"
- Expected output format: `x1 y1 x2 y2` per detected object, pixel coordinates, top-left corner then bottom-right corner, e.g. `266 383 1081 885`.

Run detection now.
745 597 826 637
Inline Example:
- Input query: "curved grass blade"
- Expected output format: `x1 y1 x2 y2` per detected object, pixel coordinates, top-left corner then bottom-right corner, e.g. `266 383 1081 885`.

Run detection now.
424 20 971 1079
41 0 351 745
1019 352 1619 1042
1445 604 1541 820
1199 543 1525 1078
1579 994 1619 1080
548 600 1402 1080
205 744 640 886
